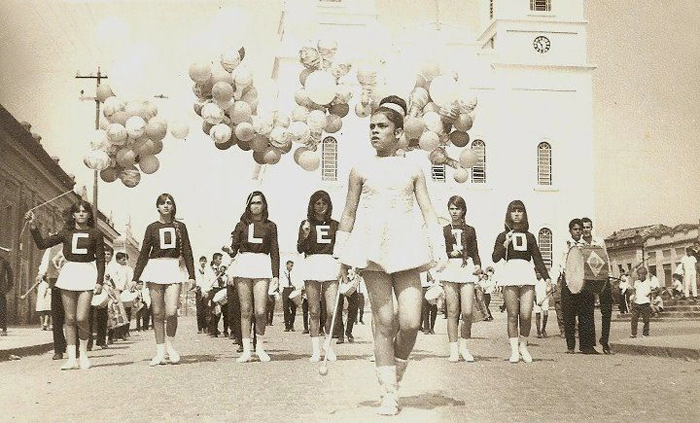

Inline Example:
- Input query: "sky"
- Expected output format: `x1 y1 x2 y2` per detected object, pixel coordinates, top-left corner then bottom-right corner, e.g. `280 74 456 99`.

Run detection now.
0 0 698 254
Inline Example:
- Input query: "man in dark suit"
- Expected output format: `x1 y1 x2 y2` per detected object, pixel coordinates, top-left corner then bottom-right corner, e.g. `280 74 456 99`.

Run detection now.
0 247 14 337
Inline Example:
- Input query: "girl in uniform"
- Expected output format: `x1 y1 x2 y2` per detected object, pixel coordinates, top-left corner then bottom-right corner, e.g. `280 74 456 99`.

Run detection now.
297 190 340 363
228 191 279 363
334 95 447 416
25 201 105 370
438 195 481 363
131 193 195 366
491 200 550 363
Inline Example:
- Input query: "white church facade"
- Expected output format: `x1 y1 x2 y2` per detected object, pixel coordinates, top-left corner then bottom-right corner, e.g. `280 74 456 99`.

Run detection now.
256 0 595 272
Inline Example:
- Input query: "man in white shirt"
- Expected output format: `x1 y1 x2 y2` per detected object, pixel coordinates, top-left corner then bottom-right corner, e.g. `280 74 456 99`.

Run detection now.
680 247 698 300
112 252 134 340
194 256 215 334
630 267 652 337
281 260 299 332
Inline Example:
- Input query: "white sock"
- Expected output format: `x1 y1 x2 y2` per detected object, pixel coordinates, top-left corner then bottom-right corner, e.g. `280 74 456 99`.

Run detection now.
509 337 520 363
310 337 321 362
166 337 180 363
237 338 252 363
62 345 78 370
459 338 474 362
519 336 532 363
448 342 459 362
66 345 77 361
256 335 270 362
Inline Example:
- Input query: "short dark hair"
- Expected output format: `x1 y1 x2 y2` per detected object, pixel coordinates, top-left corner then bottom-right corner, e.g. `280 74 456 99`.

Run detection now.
286 260 294 265
569 218 583 230
115 252 127 261
105 245 114 254
581 217 592 226
213 253 223 260
374 95 407 130
199 256 207 261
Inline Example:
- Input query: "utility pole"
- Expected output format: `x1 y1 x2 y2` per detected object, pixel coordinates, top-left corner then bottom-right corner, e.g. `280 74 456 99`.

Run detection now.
76 67 108 223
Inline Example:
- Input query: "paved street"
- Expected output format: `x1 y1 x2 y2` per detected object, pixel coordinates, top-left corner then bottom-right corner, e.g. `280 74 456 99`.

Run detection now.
1 310 698 422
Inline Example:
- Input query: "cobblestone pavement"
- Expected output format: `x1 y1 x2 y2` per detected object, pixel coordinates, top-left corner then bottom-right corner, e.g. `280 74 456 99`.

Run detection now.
1 311 698 422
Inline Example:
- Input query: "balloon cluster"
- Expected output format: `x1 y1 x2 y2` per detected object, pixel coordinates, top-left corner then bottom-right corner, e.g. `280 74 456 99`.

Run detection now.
402 62 479 183
291 40 353 171
189 47 290 166
82 83 185 188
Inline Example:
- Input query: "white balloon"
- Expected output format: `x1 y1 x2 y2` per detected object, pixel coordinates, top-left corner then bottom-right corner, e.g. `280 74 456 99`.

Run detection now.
429 75 459 107
306 110 327 131
304 71 336 105
422 111 443 134
288 121 310 143
211 124 232 144
201 103 225 125
125 116 146 139
106 123 127 146
170 121 190 140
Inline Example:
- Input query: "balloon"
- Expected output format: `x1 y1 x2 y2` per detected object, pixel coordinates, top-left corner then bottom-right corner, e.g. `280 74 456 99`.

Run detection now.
304 71 336 105
151 139 164 155
449 130 470 147
404 116 425 141
329 103 349 118
89 129 109 151
109 110 129 126
429 148 449 166
293 146 309 164
145 117 168 141
215 139 235 150
252 150 266 165
408 87 429 117
96 84 115 103
230 101 252 124
138 155 160 174
201 103 225 125
100 166 120 183
277 139 293 154
202 121 214 135
170 121 189 139
291 105 311 122
270 126 292 147
119 168 141 188
221 47 243 72
325 114 342 133
299 46 321 69
234 122 255 142
317 39 338 60
306 110 327 131
125 116 146 139
237 139 251 151
459 149 479 168
124 101 146 118
211 124 232 144
189 62 212 83
275 113 291 128
106 123 127 146
241 86 259 104
294 89 312 108
453 113 474 132
288 121 310 144
299 68 312 86
429 75 459 107
233 66 253 88
422 111 443 134
418 131 440 152
192 80 213 99
116 148 137 168
143 101 158 120
135 139 157 157
252 115 273 136
423 102 441 114
298 150 320 171
250 134 269 152
83 150 110 171
103 96 124 117
263 147 281 164
355 102 371 118
453 167 469 183
397 134 409 150
212 81 234 104
418 60 441 82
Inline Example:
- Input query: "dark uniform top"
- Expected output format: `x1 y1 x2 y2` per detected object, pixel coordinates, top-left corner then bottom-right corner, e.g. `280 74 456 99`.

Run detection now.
296 219 339 256
30 227 106 285
230 220 280 278
133 221 195 281
442 223 481 266
492 230 550 280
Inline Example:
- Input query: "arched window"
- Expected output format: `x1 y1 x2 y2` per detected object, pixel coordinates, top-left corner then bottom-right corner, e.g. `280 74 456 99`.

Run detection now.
537 142 552 185
471 140 486 184
530 0 551 12
538 228 553 269
321 136 338 182
431 165 446 182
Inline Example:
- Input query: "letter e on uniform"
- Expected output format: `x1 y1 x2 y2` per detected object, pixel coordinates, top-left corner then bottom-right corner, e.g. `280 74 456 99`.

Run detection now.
248 223 263 244
71 233 89 254
316 225 331 244
159 227 177 249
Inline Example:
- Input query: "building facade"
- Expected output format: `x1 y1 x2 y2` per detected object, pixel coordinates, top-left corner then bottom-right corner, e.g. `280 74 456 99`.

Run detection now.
0 105 125 325
257 0 595 272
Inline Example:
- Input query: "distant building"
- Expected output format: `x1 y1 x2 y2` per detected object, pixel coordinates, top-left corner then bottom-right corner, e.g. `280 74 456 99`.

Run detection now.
0 104 127 324
605 223 699 286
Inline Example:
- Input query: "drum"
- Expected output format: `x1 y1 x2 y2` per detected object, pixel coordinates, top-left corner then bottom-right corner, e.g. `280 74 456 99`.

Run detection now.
120 290 137 308
424 284 444 305
339 280 357 297
288 289 302 307
212 288 228 306
565 245 609 294
91 290 109 308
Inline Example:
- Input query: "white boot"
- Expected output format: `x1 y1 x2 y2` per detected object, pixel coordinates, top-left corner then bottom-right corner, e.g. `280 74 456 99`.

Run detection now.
237 338 252 363
61 345 79 370
448 342 459 362
375 366 399 416
395 357 408 385
255 336 270 362
519 336 532 363
310 337 321 363
150 344 167 367
78 343 91 369
459 338 474 362
165 337 180 364
509 338 520 363
323 337 337 362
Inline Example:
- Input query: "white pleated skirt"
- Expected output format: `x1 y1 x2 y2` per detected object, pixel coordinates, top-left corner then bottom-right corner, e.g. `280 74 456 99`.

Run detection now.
140 257 187 285
56 261 97 291
436 258 478 284
231 252 272 279
303 254 340 282
495 259 537 287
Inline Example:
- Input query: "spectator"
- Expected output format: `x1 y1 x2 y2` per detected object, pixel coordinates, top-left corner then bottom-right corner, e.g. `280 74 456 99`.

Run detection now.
630 267 652 338
0 247 14 336
36 278 52 330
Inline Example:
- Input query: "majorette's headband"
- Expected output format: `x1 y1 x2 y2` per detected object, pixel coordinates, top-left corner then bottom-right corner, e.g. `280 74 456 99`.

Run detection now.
379 102 406 117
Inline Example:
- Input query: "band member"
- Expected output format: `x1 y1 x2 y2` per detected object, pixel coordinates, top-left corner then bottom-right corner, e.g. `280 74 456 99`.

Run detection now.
131 193 196 366
492 200 550 363
280 260 298 331
194 256 213 334
88 246 113 350
208 253 227 337
36 240 66 358
334 267 361 344
556 219 598 354
581 217 613 354
25 201 105 370
437 195 481 363
533 271 549 338
334 95 447 415
228 191 280 363
297 190 340 362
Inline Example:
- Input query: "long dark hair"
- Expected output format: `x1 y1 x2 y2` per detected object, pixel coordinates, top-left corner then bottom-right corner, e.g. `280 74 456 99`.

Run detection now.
65 200 95 229
504 199 529 232
240 190 269 224
447 195 467 227
307 190 333 225
156 193 177 220
373 95 407 130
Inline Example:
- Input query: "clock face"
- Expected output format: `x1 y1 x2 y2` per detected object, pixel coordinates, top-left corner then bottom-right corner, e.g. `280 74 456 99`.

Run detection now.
533 36 551 53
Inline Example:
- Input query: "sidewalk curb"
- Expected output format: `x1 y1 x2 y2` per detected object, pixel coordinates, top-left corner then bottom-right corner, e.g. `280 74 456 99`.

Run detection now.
609 342 700 361
0 342 54 362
